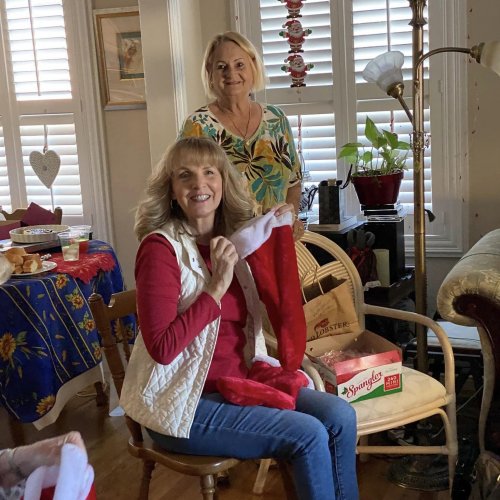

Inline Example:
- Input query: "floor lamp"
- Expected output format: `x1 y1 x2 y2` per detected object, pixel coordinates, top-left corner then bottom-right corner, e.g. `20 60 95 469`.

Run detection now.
361 0 500 490
363 1 500 374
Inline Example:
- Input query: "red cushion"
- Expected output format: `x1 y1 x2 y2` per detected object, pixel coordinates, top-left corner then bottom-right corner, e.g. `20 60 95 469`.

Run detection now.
0 221 21 240
21 202 57 226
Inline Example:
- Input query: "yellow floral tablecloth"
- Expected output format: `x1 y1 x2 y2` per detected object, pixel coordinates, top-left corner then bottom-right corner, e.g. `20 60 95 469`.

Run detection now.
0 240 136 427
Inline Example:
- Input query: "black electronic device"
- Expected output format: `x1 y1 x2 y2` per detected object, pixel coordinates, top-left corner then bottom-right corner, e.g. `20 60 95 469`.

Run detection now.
318 179 345 224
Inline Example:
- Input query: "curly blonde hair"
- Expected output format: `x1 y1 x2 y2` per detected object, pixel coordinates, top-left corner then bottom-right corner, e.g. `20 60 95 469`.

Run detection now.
202 31 267 99
134 137 255 241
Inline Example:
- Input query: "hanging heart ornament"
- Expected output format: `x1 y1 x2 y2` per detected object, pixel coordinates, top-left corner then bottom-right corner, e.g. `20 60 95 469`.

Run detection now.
29 150 61 189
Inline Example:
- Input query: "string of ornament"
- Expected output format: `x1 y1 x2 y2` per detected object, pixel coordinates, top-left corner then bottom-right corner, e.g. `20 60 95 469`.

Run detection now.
278 0 314 87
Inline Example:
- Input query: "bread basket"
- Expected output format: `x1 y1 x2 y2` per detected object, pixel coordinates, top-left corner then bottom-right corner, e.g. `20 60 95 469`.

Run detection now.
9 224 70 244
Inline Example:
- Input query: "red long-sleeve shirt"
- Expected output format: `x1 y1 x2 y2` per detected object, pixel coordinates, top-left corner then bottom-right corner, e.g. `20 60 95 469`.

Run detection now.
135 233 248 392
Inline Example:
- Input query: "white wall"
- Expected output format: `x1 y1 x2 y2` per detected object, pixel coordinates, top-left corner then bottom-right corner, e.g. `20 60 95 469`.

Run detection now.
467 2 500 243
427 2 500 316
93 0 150 289
139 0 228 163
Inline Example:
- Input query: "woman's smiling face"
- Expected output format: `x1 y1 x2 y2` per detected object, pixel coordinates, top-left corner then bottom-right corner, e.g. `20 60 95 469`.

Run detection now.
210 41 254 99
171 163 223 229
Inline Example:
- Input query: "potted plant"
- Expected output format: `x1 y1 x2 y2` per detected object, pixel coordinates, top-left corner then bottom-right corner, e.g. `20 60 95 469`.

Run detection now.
338 117 411 206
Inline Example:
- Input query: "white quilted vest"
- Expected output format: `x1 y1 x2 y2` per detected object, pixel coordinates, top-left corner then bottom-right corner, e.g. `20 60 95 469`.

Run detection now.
120 222 267 438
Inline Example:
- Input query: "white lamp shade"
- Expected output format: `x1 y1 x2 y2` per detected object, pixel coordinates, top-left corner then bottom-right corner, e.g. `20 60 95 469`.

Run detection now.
362 51 405 91
480 41 500 77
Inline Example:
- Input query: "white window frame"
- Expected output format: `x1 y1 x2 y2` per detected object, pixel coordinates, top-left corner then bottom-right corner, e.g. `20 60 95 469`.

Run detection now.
232 0 468 256
0 0 112 243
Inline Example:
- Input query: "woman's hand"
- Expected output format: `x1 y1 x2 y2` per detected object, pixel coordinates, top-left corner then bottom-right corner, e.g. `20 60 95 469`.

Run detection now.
206 236 239 303
291 218 305 241
1 431 87 488
271 203 305 241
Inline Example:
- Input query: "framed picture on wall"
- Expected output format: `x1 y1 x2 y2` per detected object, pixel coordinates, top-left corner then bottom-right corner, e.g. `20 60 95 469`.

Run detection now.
94 7 146 110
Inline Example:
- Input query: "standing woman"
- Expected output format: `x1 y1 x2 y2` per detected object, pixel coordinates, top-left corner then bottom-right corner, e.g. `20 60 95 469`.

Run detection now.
179 31 304 239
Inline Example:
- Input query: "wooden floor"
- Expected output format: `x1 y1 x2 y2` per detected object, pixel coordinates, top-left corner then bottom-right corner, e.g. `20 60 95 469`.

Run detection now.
1 389 450 500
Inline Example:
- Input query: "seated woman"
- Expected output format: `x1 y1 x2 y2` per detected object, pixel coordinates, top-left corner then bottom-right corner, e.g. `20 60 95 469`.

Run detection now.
120 137 358 500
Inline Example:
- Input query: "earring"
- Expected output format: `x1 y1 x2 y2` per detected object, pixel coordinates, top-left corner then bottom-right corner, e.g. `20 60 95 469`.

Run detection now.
170 199 175 209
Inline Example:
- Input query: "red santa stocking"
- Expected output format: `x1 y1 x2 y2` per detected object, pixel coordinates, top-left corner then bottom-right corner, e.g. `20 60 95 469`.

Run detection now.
217 210 308 410
232 210 307 371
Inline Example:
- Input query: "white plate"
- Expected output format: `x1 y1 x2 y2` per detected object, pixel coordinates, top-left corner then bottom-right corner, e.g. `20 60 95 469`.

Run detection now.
9 224 69 244
11 261 57 278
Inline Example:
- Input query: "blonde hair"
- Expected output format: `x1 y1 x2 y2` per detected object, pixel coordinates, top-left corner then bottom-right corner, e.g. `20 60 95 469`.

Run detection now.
134 137 255 241
202 31 266 99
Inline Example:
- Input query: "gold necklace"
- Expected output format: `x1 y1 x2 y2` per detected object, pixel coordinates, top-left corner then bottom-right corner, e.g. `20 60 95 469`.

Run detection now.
221 103 251 139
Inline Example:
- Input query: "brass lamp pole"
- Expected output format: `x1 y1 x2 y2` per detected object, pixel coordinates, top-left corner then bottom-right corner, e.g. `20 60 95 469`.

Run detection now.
409 0 428 373
369 0 500 372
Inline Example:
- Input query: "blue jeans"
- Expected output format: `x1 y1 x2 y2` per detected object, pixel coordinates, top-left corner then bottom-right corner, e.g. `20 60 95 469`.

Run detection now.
147 388 358 500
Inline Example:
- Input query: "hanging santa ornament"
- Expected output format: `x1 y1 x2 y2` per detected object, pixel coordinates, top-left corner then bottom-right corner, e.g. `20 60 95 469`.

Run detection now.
277 0 306 19
281 54 314 87
279 19 312 53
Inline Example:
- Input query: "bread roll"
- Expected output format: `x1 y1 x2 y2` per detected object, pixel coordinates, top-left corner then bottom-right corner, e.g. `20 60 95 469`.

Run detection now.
24 253 42 269
5 253 23 265
22 260 39 273
13 265 23 274
23 253 40 261
5 247 27 257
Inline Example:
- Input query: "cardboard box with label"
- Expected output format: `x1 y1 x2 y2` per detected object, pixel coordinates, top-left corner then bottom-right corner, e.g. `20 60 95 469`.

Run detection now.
306 330 402 403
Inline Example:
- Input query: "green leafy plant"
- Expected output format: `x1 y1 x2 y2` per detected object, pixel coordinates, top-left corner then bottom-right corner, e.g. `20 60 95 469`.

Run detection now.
338 117 411 176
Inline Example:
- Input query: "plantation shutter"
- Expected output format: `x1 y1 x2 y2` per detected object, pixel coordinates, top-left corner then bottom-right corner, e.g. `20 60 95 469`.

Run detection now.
257 0 336 190
249 0 430 214
0 0 84 222
0 125 11 209
352 0 430 211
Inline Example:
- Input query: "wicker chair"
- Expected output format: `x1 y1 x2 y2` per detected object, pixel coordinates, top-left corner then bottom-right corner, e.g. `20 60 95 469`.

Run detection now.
255 230 458 494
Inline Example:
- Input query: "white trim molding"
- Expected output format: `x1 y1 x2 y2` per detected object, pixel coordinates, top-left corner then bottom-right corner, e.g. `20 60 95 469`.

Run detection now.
72 0 114 244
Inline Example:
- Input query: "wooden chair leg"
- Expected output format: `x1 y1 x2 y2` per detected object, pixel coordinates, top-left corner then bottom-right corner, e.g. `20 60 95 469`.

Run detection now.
278 461 298 500
253 458 272 494
94 381 108 407
7 412 25 446
139 460 155 500
200 474 216 500
357 435 370 463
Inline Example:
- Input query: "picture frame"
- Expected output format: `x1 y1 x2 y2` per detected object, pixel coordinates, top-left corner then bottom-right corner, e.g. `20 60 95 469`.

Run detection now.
93 7 146 110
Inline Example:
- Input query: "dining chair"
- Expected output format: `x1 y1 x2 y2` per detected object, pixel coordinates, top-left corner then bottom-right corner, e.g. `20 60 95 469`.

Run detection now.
89 290 297 500
254 230 458 495
1 206 63 224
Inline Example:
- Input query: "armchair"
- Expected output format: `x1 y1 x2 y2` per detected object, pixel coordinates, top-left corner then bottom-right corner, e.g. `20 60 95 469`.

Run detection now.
255 231 458 494
437 228 500 455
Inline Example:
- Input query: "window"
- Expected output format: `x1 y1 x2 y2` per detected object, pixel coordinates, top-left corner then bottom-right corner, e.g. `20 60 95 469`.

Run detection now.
234 0 468 254
0 0 109 233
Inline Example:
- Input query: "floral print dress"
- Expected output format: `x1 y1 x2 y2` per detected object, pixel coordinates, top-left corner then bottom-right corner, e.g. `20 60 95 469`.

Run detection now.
179 103 302 214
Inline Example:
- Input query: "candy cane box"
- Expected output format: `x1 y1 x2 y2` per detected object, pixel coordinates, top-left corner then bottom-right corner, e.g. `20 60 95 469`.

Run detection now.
306 330 403 403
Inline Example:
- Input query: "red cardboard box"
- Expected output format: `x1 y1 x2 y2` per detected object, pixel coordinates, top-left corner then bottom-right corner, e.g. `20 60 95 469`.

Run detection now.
306 330 402 403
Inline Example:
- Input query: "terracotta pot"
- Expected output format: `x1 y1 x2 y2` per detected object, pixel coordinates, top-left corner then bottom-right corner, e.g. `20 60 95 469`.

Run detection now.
351 171 404 206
